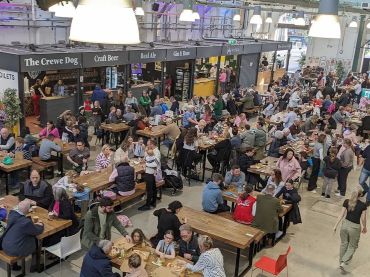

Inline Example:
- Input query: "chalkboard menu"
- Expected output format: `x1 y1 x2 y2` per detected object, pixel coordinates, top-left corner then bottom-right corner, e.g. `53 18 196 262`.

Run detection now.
175 67 190 101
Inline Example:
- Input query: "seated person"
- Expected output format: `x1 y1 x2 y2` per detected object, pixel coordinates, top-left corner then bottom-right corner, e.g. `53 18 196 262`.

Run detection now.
252 184 283 236
81 240 120 277
67 140 90 173
224 164 245 189
95 144 112 171
0 128 15 152
126 253 148 277
131 228 152 247
234 113 248 128
123 105 137 122
267 130 287 158
19 170 54 209
151 201 184 247
81 197 131 249
202 174 230 214
239 124 256 152
10 136 32 160
43 187 79 247
133 137 145 158
162 118 181 149
233 185 256 225
230 127 241 150
155 230 176 259
182 105 198 128
39 134 62 163
178 224 200 263
159 98 169 113
261 169 285 196
150 99 163 117
108 106 118 123
69 125 89 147
207 132 231 172
39 121 60 139
1 199 44 272
109 155 136 196
275 179 302 225
238 147 262 186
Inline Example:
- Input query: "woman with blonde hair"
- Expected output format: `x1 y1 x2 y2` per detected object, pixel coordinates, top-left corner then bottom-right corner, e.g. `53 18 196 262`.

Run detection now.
95 144 112 171
334 188 367 270
179 235 226 277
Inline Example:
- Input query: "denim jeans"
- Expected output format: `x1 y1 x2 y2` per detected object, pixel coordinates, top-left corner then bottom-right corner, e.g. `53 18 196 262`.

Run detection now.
359 167 370 201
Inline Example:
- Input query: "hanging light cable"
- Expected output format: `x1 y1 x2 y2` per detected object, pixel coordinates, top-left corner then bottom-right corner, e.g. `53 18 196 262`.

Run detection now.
294 11 305 26
135 0 144 16
70 0 140 44
265 12 272 23
250 6 262 25
309 0 341 39
349 17 357 28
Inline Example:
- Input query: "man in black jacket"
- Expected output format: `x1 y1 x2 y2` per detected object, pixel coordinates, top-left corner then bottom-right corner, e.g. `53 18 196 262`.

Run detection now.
19 170 54 209
239 147 263 186
178 224 200 263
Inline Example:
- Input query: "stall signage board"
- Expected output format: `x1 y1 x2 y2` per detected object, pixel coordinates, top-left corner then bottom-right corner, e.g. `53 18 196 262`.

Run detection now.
0 69 19 99
129 49 166 63
222 45 244 56
20 53 82 72
277 43 292 51
196 46 222 58
262 43 278 52
243 44 262 54
362 89 370 99
83 51 129 67
166 48 196 61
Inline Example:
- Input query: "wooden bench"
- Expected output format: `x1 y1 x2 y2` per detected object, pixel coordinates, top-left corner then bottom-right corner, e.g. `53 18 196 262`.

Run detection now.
31 157 58 178
0 250 26 277
218 211 234 221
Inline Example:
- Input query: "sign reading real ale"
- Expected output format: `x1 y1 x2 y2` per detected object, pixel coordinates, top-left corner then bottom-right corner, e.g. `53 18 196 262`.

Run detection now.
20 53 82 72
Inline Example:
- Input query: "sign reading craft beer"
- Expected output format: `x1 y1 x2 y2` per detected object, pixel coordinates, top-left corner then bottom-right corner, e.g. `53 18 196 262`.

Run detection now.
20 53 82 72
166 48 196 61
83 51 129 67
129 48 166 63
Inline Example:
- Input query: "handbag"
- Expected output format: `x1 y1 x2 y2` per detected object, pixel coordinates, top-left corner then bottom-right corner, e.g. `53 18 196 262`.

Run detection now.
2 156 14 165
102 190 117 201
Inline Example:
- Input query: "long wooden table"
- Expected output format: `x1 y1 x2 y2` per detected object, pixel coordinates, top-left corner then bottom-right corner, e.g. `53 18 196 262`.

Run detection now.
0 195 72 272
0 156 32 194
100 122 130 148
110 239 202 276
267 105 314 125
136 125 167 149
279 139 313 155
178 206 262 277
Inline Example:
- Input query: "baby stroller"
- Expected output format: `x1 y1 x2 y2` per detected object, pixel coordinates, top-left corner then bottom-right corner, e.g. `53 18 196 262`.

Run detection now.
161 161 183 195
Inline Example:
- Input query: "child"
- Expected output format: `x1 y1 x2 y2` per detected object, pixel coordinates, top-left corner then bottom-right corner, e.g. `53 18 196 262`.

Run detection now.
131 228 152 247
155 230 176 259
54 170 79 189
133 137 145 158
91 101 103 135
321 148 341 198
126 253 148 277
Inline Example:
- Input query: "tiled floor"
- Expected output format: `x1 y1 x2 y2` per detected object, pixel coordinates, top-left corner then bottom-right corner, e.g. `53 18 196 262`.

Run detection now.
1 132 369 277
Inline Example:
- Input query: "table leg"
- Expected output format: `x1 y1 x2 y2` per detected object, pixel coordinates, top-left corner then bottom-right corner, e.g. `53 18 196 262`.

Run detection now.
234 248 240 277
201 150 207 182
59 153 64 176
36 239 42 273
5 173 9 195
157 137 161 150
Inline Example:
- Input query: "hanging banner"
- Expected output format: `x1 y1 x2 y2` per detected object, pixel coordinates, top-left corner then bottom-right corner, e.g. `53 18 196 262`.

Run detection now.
0 69 19 99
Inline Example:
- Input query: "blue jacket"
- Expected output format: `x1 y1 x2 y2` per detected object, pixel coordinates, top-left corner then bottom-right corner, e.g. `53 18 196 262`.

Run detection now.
202 182 223 213
91 88 106 105
81 244 119 277
1 210 44 257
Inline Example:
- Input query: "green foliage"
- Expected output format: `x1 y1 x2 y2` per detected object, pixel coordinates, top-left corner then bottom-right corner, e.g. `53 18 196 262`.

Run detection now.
335 60 345 83
3 88 22 129
298 53 306 68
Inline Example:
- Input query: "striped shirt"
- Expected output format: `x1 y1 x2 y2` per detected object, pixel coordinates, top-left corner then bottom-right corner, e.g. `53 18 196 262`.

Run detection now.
95 153 111 171
186 248 226 277
13 145 31 160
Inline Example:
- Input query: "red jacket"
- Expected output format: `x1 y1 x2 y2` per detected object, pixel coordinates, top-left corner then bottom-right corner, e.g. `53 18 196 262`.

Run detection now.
233 195 256 225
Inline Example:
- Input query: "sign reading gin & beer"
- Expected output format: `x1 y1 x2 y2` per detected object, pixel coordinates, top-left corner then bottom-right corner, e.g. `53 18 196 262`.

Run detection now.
20 53 82 72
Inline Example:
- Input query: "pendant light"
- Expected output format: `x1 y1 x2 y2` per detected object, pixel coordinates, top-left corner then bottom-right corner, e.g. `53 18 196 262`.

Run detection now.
49 1 76 18
135 0 145 16
192 6 200 20
70 0 140 44
367 22 370 29
179 0 195 22
309 0 341 39
250 6 262 25
349 17 357 28
265 12 272 23
233 12 241 21
294 11 305 26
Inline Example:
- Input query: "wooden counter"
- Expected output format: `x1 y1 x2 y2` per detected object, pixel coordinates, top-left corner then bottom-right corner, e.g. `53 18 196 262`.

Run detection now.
193 78 215 98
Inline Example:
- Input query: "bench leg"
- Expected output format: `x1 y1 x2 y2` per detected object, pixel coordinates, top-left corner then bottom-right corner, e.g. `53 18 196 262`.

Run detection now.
7 263 11 277
21 258 25 276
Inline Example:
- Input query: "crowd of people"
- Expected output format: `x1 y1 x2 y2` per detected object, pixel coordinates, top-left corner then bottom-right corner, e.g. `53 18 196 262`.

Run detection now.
0 67 369 275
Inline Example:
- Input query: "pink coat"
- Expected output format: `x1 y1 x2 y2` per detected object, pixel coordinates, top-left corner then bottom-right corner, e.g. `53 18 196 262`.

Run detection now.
277 156 302 182
39 127 60 139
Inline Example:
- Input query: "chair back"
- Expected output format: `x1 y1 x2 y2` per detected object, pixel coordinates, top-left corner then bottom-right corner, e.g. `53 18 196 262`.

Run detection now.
275 246 292 274
60 230 82 259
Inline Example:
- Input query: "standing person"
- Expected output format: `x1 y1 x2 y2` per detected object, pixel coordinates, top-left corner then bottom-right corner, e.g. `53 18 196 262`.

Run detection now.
336 139 355 197
91 84 106 106
81 197 131 249
31 79 43 116
138 149 160 211
359 144 370 206
147 83 159 104
219 69 227 94
333 189 367 271
322 148 342 198
92 101 103 135
308 134 326 192
179 235 226 277
53 80 65 96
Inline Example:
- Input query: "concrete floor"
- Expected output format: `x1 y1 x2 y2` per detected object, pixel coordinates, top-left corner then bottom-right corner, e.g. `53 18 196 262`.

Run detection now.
1 142 369 277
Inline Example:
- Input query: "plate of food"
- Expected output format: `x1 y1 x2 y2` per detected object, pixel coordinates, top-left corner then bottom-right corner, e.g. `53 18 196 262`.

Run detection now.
152 258 164 267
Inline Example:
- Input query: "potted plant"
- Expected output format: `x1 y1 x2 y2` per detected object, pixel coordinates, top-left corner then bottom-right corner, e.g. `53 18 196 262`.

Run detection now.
2 88 23 135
